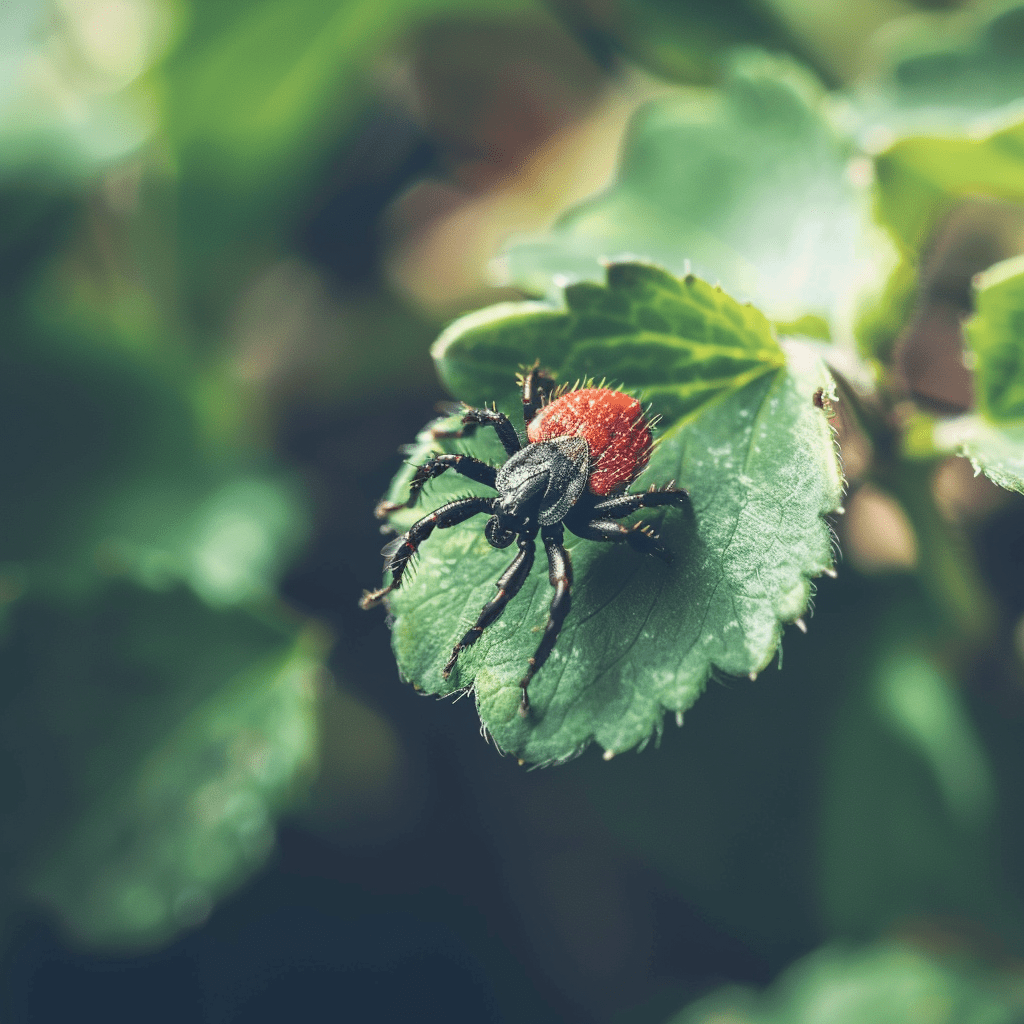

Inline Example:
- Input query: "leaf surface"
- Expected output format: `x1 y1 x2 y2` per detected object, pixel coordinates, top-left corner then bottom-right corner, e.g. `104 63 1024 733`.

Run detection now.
376 264 843 763
905 256 1024 494
2 583 322 950
670 942 1024 1024
853 1 1024 140
818 645 1017 944
500 50 873 333
0 324 308 604
873 117 1024 258
864 114 1024 372
965 254 1024 424
931 415 1024 495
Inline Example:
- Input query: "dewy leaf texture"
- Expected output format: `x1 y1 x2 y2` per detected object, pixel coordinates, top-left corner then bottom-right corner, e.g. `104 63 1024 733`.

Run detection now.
375 264 843 764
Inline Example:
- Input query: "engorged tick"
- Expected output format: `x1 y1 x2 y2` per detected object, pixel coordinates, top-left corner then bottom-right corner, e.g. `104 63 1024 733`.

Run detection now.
360 365 689 716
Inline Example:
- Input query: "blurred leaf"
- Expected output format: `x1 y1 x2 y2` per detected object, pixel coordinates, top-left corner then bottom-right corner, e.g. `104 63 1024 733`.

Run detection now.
0 0 166 179
818 643 1020 944
873 117 1024 259
877 653 995 826
774 312 832 341
500 50 873 333
164 0 392 189
566 0 792 84
0 184 78 297
165 0 516 184
965 254 1024 423
670 942 1024 1024
866 115 1024 377
374 264 842 764
854 0 1024 140
0 321 308 602
161 0 536 285
0 582 324 950
566 574 853 967
108 474 310 607
929 414 1024 495
855 252 918 361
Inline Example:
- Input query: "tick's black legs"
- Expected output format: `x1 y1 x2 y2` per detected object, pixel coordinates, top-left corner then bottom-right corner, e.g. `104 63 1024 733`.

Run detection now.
442 532 537 680
360 496 497 608
520 363 557 428
375 453 497 516
589 483 689 519
519 524 573 716
430 407 522 458
566 518 671 561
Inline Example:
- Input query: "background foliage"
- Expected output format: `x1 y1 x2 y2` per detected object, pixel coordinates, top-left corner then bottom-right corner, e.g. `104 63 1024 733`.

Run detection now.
2 0 1024 1021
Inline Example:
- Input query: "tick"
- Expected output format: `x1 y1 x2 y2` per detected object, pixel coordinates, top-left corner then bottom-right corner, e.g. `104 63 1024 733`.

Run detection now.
361 366 689 716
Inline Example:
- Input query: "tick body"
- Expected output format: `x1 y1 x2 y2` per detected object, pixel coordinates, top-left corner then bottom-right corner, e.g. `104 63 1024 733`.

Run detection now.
527 387 652 495
361 367 689 716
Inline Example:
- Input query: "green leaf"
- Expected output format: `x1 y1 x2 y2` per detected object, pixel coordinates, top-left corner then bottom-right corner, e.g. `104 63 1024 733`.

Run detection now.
873 117 1024 259
588 0 792 85
854 253 918 362
500 50 873 333
165 0 533 185
965 254 1024 424
0 321 309 603
0 0 164 180
1 582 324 950
929 414 1024 495
854 1 1024 138
865 115 1024 375
376 264 843 764
435 263 786 424
670 943 1024 1024
818 646 1018 945
161 0 536 278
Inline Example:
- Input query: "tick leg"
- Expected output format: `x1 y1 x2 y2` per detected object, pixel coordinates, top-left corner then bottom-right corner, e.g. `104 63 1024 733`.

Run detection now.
519 362 557 428
376 453 497 517
567 518 672 562
590 483 689 519
359 496 496 608
519 524 573 716
430 407 522 458
442 531 536 681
